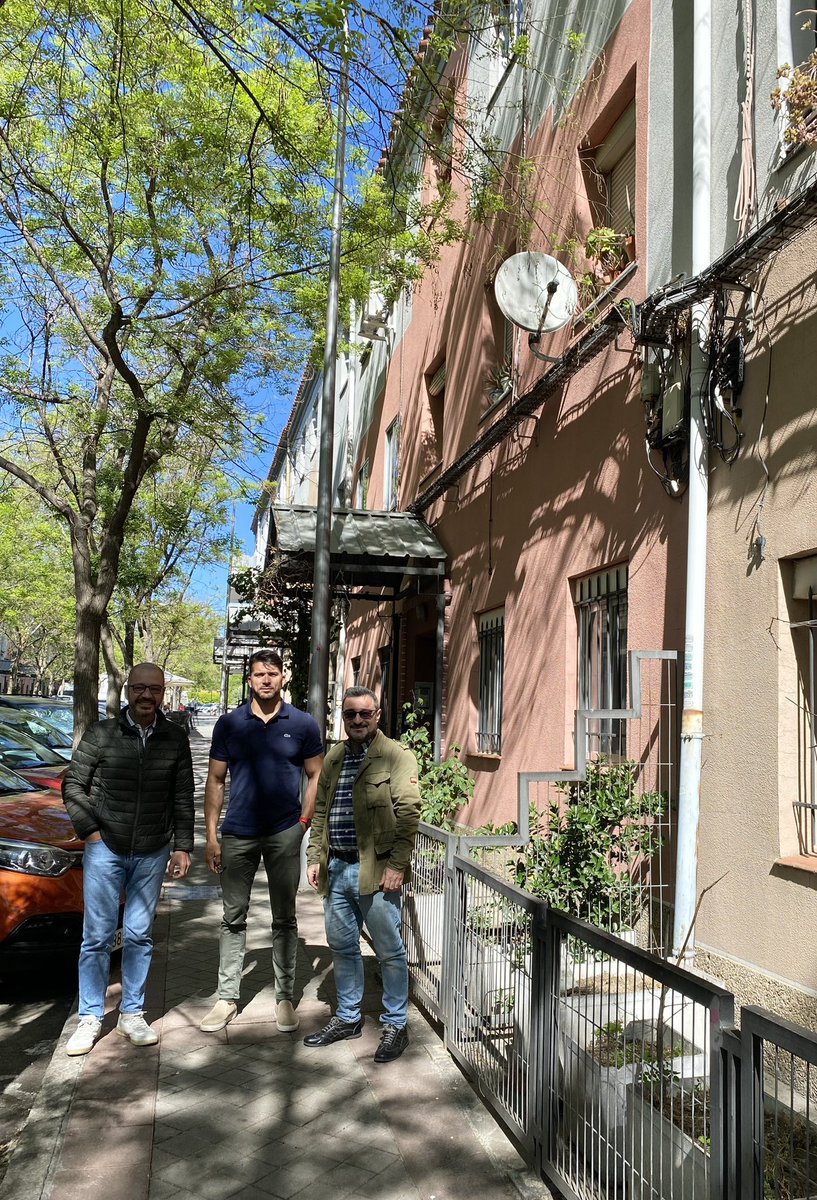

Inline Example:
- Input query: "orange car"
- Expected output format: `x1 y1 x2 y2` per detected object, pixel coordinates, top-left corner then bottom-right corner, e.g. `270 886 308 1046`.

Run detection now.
0 763 85 962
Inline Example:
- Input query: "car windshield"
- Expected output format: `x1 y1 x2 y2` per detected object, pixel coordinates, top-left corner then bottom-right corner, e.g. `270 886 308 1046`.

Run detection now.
0 711 69 748
28 705 73 735
0 724 64 768
0 761 37 794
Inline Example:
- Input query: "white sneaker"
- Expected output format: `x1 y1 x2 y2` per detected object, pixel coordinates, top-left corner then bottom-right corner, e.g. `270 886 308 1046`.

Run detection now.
66 1015 102 1056
276 1000 299 1032
199 999 237 1032
116 1012 159 1046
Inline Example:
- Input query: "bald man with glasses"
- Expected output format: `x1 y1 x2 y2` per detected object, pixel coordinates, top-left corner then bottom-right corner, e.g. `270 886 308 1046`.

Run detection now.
304 686 421 1063
63 662 194 1056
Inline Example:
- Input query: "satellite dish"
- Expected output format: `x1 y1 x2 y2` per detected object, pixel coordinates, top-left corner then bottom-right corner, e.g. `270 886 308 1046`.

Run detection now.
494 251 578 334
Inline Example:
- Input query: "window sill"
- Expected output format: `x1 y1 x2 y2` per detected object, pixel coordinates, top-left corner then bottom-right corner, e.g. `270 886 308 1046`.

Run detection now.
572 261 639 331
419 461 443 489
774 854 817 875
479 389 512 425
486 53 518 114
469 751 502 761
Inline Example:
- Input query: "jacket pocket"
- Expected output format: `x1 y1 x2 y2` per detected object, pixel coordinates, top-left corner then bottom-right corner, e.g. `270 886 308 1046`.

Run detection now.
365 775 395 840
365 774 391 803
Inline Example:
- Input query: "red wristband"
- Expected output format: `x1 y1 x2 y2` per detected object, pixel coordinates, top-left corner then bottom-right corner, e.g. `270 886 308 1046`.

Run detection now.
299 816 311 828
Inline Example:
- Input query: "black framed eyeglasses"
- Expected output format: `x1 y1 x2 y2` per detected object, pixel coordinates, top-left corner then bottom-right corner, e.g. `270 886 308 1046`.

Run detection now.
129 684 164 696
342 709 377 721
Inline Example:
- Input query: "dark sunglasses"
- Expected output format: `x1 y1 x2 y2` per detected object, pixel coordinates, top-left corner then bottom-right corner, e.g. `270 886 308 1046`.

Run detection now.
342 709 377 721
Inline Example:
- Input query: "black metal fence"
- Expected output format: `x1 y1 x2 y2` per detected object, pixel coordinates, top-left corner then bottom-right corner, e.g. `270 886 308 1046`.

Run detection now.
403 825 817 1200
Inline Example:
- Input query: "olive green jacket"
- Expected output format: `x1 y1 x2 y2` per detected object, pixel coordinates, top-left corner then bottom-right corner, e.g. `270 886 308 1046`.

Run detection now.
307 729 421 896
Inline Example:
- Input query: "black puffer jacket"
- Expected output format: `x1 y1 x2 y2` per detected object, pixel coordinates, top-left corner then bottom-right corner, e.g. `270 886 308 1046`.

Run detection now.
62 710 194 856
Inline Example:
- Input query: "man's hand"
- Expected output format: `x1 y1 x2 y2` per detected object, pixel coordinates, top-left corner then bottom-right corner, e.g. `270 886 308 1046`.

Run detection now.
84 832 102 843
168 851 191 879
205 837 222 874
380 866 405 893
306 864 320 890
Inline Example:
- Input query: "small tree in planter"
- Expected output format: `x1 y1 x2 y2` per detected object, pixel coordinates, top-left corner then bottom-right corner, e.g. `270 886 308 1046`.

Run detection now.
511 757 664 936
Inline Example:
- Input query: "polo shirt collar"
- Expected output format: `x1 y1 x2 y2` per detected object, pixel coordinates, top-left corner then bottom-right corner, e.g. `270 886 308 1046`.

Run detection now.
244 699 290 721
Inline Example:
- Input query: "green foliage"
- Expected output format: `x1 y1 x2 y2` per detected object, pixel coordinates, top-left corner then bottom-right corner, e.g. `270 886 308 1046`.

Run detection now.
585 226 628 273
0 482 75 690
511 758 664 932
566 29 587 55
400 703 474 829
229 562 316 710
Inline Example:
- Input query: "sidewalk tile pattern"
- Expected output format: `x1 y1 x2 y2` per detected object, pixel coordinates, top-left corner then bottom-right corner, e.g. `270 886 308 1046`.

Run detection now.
2 730 552 1200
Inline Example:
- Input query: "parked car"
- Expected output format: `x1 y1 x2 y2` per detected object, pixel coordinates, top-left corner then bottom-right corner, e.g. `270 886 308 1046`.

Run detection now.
0 724 68 792
0 708 72 758
0 724 69 791
0 696 74 740
0 763 85 963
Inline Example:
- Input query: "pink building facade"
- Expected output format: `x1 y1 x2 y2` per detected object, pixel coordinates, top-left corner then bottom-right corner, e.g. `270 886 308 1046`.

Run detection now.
338 0 686 827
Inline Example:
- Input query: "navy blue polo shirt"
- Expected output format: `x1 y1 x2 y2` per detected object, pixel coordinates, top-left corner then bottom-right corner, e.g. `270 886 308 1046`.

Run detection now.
210 701 324 837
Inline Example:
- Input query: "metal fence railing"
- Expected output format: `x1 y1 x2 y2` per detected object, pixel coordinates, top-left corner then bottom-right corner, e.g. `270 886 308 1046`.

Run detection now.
403 832 817 1200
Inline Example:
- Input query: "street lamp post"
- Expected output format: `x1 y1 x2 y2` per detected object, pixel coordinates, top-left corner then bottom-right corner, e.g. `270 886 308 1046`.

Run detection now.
307 41 349 732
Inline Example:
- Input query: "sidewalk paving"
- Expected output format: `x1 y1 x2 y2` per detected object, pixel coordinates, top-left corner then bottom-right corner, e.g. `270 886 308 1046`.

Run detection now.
2 730 552 1200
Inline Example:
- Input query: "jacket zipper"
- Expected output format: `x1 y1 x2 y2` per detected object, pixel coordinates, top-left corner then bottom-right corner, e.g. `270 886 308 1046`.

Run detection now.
130 731 144 857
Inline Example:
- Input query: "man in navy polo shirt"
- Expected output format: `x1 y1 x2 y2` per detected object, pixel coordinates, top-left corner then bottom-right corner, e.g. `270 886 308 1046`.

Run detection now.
200 650 324 1034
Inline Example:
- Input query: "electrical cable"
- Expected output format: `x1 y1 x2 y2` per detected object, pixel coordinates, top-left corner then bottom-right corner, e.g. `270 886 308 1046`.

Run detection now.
748 287 774 563
733 0 758 239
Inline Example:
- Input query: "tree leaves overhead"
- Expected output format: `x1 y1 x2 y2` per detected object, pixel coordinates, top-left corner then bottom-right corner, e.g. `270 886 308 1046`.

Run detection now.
0 0 466 728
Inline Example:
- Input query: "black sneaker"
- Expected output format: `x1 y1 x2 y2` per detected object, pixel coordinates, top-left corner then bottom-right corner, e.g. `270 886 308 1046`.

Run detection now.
303 1015 363 1047
374 1023 409 1063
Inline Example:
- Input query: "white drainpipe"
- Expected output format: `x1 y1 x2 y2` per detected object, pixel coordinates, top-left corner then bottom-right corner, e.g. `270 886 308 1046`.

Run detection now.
672 0 712 961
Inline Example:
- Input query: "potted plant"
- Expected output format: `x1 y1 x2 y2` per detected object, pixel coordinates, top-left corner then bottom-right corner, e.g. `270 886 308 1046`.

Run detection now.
584 225 628 282
771 47 817 150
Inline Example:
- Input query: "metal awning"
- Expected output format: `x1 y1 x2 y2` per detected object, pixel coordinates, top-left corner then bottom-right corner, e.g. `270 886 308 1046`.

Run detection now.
269 504 447 592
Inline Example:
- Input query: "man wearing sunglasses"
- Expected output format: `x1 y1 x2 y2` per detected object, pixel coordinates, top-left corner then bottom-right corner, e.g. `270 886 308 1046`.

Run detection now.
63 662 194 1056
304 686 421 1063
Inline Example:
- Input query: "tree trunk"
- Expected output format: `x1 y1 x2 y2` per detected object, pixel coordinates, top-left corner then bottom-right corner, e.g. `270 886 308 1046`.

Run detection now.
125 620 136 671
100 619 126 717
140 610 155 661
73 594 104 743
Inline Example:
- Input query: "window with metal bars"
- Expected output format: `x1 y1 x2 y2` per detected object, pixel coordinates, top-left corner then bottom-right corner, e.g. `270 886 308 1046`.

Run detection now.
575 566 628 757
791 586 817 854
476 609 504 754
355 461 369 509
385 419 400 511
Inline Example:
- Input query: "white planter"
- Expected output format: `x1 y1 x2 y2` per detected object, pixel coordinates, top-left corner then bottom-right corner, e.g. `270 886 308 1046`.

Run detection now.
626 1089 709 1200
559 1034 638 1191
463 929 530 1040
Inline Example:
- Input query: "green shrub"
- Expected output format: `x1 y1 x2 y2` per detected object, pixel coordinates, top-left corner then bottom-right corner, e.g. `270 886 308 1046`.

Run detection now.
400 703 474 829
511 757 664 932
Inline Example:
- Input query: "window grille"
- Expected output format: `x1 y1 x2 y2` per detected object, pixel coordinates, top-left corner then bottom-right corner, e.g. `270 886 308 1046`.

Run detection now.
356 461 369 510
477 609 504 754
385 419 400 511
575 566 628 756
791 596 817 853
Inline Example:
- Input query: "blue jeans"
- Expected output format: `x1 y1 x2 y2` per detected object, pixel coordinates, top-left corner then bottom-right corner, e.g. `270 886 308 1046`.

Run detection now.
79 839 169 1019
323 858 408 1027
